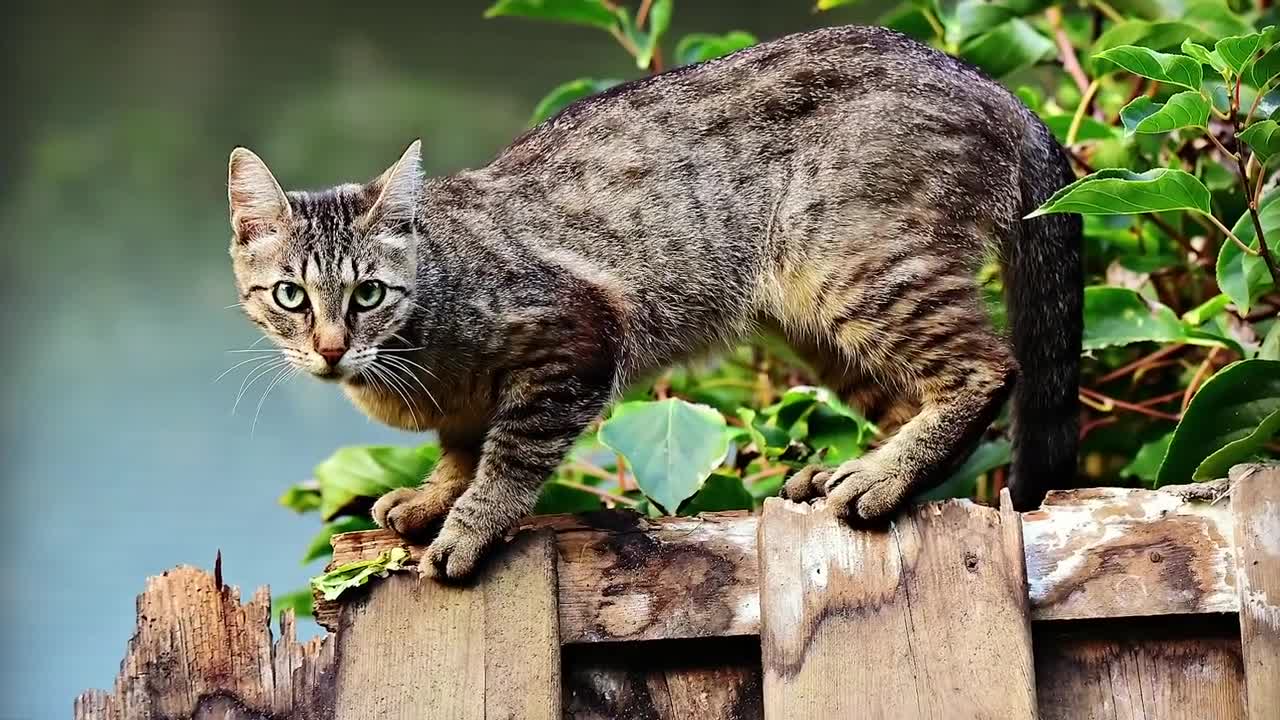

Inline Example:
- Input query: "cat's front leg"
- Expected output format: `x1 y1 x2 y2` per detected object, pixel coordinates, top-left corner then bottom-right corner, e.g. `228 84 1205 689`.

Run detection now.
423 360 617 580
372 439 479 539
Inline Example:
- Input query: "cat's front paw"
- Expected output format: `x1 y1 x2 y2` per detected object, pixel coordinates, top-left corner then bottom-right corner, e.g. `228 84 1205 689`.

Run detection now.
421 515 497 581
780 464 832 502
371 486 451 540
824 458 913 521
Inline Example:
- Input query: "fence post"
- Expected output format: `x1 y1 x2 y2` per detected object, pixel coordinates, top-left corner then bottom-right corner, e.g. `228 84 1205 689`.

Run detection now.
757 493 1037 719
1232 463 1280 720
332 528 561 720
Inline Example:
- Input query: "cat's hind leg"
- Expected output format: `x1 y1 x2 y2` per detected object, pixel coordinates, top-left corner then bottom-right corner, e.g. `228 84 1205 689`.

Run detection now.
783 285 1015 520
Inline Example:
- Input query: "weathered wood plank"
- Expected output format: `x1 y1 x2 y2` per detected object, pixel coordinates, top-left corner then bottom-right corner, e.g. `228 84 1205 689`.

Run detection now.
74 565 336 720
1035 618 1246 720
757 497 1037 719
321 510 757 644
1023 480 1236 621
563 637 763 720
1231 463 1280 720
331 529 559 720
319 483 1240 642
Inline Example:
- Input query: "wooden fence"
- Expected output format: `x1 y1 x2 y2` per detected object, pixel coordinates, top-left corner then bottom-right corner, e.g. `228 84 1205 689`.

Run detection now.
76 463 1279 719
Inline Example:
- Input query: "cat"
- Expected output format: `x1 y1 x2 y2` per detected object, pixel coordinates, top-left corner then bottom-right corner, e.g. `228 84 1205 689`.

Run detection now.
226 25 1081 580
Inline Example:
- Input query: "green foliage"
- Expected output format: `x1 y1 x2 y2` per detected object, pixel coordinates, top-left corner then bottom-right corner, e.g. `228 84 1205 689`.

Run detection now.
311 547 410 601
598 398 732 513
1158 360 1280 483
277 1 1280 589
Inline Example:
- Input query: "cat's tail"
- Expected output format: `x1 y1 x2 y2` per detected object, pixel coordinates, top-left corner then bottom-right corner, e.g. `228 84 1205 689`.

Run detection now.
1005 117 1083 511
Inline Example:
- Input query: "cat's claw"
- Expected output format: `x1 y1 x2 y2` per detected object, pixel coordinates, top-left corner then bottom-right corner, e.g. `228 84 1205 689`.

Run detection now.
421 517 493 581
823 458 912 521
780 465 832 503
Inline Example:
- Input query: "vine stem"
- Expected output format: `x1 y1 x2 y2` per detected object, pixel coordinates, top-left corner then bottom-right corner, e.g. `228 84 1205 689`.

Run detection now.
1066 79 1101 146
1230 77 1280 283
1204 212 1261 256
556 478 642 508
1047 7 1091 94
1182 348 1222 412
1079 387 1181 421
1094 343 1185 384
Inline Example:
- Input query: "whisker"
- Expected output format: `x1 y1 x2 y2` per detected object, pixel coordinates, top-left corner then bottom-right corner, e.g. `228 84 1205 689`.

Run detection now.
368 363 420 429
380 356 443 413
380 352 440 381
225 302 245 310
251 366 295 437
249 336 269 348
226 348 286 354
214 355 276 384
375 346 429 353
233 358 289 414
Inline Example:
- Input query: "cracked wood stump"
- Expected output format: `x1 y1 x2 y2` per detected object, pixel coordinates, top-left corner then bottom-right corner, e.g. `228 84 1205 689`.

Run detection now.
1231 463 1280 720
72 565 336 720
757 492 1037 720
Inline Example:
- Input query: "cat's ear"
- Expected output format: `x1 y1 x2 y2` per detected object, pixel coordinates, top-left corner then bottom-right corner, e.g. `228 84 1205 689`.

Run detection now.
228 147 291 243
366 140 423 228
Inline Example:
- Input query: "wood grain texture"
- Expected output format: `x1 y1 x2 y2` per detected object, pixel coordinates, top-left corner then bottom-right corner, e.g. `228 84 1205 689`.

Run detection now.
332 529 559 720
320 484 1239 641
1035 618 1246 720
74 565 336 720
757 497 1037 719
1231 463 1280 720
321 510 757 643
563 637 763 720
1023 480 1236 621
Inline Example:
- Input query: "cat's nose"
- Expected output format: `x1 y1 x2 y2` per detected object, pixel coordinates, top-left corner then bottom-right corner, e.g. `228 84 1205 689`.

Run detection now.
316 345 346 366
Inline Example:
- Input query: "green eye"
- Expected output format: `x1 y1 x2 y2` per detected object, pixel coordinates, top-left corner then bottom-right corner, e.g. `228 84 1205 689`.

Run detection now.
353 280 386 310
273 282 308 311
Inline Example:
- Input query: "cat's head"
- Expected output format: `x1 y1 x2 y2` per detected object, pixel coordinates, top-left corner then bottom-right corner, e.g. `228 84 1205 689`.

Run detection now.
227 141 422 382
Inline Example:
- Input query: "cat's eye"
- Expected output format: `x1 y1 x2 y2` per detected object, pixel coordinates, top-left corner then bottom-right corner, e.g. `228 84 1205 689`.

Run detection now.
273 282 309 311
352 280 386 310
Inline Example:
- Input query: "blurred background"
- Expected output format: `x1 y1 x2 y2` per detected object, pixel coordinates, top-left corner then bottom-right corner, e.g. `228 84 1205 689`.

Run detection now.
0 1 880 716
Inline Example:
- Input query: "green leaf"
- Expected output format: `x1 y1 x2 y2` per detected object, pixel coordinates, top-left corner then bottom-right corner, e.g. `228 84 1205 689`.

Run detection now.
310 547 410 602
1120 432 1173 486
959 19 1055 77
316 445 439 521
919 439 1012 500
1259 320 1280 360
1119 92 1210 135
674 31 757 65
680 474 754 514
1245 45 1280 87
1217 190 1278 313
1215 32 1265 75
633 0 673 69
736 408 791 458
816 0 860 8
1094 45 1203 90
301 516 378 565
278 481 321 514
534 480 604 514
1093 21 1214 55
484 0 618 30
529 78 620 126
271 587 314 623
1240 120 1280 164
1083 286 1186 350
1043 115 1119 143
1158 360 1280 484
1182 39 1228 74
1028 168 1212 218
1182 293 1232 326
598 399 731 513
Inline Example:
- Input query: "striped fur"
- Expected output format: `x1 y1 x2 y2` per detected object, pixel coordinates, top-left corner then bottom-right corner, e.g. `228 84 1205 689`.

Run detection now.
228 26 1081 579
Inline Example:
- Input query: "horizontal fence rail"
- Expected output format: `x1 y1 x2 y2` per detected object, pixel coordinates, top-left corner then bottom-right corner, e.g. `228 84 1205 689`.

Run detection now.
77 465 1277 720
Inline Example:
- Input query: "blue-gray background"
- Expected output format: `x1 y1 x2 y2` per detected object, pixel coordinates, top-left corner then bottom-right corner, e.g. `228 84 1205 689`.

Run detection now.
0 2 878 716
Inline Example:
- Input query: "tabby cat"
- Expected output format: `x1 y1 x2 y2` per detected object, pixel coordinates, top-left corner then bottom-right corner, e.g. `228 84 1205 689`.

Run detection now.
227 26 1081 580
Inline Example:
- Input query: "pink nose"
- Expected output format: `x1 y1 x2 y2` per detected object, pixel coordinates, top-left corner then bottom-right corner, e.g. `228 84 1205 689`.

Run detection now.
317 347 346 366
